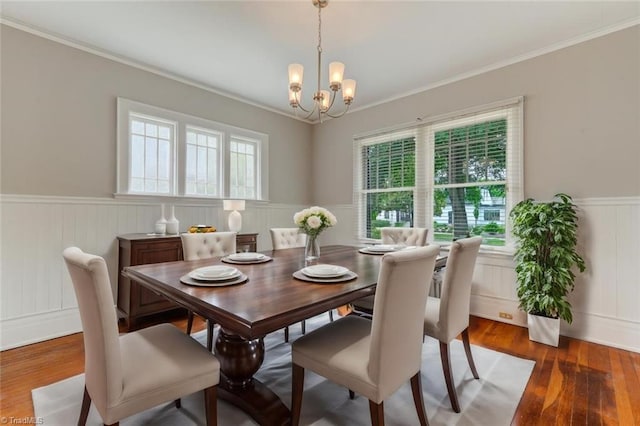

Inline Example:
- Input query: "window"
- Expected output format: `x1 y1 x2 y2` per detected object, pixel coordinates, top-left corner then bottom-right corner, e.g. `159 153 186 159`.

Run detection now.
360 136 415 238
354 97 523 248
129 115 175 194
229 136 258 199
117 98 268 200
484 209 501 222
185 126 222 197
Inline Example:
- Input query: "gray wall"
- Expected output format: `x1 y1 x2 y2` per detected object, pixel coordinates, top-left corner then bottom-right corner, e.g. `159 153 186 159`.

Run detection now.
0 25 312 204
311 26 640 204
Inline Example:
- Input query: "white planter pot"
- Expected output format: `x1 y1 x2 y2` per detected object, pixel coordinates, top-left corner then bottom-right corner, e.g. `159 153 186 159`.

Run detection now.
527 313 560 347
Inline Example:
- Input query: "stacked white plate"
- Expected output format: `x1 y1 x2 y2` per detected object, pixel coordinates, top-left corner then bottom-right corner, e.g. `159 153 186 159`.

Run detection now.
188 265 240 281
365 244 402 253
301 264 349 279
227 252 267 262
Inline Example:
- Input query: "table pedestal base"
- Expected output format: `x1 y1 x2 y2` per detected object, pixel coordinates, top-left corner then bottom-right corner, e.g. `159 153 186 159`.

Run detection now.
215 328 291 425
219 377 291 426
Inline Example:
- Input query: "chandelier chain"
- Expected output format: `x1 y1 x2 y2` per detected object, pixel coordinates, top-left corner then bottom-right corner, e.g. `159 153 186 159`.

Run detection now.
317 4 322 53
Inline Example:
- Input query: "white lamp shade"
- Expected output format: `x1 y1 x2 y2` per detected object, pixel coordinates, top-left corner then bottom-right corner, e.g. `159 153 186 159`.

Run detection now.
223 199 245 211
288 63 304 87
329 62 344 86
342 79 356 102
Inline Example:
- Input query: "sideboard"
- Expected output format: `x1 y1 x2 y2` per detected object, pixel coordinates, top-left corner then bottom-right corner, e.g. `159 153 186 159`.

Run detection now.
117 232 258 330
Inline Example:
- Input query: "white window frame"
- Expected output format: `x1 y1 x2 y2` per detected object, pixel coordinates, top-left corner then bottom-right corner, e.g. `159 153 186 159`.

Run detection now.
354 97 523 251
117 98 269 201
184 125 224 198
227 134 261 200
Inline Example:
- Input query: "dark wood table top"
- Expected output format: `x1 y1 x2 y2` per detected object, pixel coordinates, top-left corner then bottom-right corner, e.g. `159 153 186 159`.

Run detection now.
123 245 380 339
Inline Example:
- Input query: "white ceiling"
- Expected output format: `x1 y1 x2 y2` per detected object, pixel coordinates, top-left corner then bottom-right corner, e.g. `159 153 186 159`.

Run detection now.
1 1 639 121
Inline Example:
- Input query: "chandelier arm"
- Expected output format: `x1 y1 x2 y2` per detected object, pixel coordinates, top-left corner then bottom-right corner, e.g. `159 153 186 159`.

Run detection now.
326 89 338 112
324 103 351 119
293 90 314 114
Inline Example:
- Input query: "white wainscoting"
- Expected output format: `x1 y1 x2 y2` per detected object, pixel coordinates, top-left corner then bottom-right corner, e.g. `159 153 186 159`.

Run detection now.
0 194 305 350
2 196 638 352
321 198 640 353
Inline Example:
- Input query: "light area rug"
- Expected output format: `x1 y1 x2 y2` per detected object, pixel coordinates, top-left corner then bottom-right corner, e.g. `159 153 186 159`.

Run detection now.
32 315 534 425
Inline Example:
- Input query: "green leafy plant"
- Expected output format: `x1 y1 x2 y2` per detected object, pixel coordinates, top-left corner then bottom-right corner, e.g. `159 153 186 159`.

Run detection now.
483 222 502 234
510 193 586 323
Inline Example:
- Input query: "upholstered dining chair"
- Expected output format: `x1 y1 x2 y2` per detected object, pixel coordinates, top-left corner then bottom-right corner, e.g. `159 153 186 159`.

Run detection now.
423 236 482 413
380 227 429 246
270 227 306 250
181 231 237 351
352 227 430 315
63 247 220 426
269 227 334 342
291 245 440 426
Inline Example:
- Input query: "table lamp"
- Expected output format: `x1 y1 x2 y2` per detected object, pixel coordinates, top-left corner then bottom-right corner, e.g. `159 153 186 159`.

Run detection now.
223 199 245 232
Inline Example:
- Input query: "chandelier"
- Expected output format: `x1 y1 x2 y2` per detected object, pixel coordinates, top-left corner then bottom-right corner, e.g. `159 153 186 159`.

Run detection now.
288 0 356 123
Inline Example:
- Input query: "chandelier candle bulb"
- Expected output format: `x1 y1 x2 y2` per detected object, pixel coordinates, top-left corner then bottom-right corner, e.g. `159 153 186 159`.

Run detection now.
342 79 356 103
288 64 303 91
329 62 344 88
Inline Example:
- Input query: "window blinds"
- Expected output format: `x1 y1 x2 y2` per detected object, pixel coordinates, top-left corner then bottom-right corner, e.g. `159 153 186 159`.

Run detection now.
353 97 523 245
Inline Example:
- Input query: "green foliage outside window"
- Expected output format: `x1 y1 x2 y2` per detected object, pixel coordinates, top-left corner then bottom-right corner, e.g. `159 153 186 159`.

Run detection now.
362 119 509 246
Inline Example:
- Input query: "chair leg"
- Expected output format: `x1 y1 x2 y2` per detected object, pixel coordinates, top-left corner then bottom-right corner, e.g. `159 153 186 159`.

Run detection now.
461 328 479 379
439 341 461 413
174 398 181 409
328 309 334 321
301 320 306 335
349 389 355 400
78 386 91 426
204 385 217 426
284 326 290 343
410 372 429 426
368 400 385 426
206 320 215 352
186 311 194 335
291 364 305 426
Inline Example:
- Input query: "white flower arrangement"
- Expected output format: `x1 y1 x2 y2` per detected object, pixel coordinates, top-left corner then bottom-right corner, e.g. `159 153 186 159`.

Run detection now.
293 206 337 237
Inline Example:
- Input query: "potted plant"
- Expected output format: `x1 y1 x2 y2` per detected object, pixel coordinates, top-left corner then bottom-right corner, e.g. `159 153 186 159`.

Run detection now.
510 193 586 346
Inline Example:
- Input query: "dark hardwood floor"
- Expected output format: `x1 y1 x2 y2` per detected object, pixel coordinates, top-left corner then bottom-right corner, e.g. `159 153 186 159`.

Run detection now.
1 314 638 425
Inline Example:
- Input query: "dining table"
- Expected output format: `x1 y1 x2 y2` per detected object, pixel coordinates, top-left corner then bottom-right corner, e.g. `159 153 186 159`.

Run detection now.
123 244 388 425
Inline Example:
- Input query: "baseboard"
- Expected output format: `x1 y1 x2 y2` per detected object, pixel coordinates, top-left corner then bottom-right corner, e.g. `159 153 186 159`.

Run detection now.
471 294 640 353
0 308 82 351
471 294 527 326
562 311 640 353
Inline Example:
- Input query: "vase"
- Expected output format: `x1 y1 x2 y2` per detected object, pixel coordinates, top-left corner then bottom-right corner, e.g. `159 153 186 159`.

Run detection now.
305 234 320 262
166 205 180 234
154 204 167 234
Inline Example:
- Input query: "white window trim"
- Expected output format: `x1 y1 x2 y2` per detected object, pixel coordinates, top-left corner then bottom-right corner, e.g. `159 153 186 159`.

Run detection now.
184 125 224 198
116 98 269 201
227 134 261 199
353 97 523 253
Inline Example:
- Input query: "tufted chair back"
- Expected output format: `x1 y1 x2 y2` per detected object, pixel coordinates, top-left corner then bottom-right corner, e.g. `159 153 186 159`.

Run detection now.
380 227 429 246
181 232 237 260
270 228 306 250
